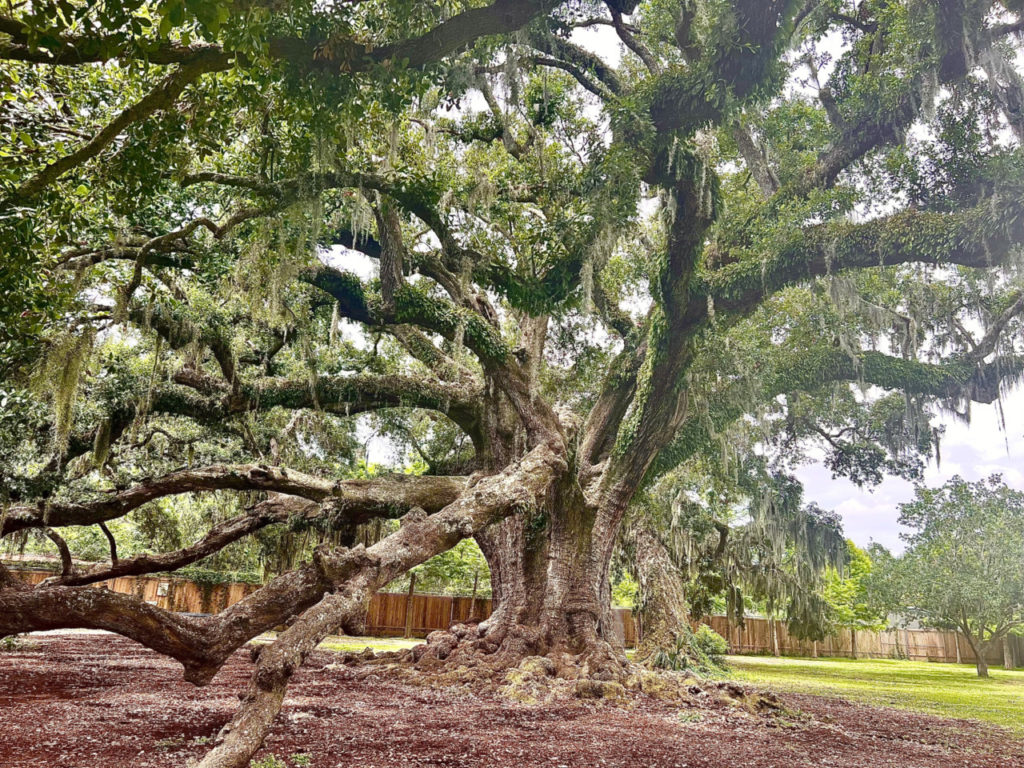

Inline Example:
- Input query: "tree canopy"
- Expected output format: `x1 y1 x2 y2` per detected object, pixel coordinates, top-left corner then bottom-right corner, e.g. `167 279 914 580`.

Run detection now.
3 1 1024 765
871 474 1024 676
823 539 886 650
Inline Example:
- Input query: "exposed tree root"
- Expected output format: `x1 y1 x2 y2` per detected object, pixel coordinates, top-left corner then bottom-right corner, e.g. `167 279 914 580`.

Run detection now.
331 621 790 721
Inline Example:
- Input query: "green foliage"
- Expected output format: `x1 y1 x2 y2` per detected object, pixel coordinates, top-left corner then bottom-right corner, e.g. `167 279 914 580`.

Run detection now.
390 538 491 597
636 456 847 643
871 476 1024 653
611 571 638 609
823 540 887 634
651 623 729 674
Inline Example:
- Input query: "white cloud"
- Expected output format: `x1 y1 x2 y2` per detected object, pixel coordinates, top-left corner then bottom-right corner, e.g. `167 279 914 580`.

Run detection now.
797 387 1024 553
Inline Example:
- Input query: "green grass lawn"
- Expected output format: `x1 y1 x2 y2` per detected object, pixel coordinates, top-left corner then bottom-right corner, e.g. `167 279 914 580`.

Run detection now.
727 655 1024 734
253 632 422 654
316 635 421 653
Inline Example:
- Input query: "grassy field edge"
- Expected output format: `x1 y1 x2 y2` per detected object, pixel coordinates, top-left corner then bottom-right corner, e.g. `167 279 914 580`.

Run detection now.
726 655 1024 735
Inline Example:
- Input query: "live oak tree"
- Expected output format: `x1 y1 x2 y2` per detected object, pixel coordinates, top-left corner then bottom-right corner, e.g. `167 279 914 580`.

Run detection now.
3 1 1024 766
871 475 1024 677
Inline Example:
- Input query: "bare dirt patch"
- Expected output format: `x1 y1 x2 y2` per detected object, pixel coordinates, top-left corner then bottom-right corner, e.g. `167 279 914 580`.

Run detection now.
1 633 1022 768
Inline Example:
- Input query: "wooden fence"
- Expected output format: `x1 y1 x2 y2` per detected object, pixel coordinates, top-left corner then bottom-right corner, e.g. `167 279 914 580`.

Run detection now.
364 593 638 646
11 568 262 615
709 615 1023 665
9 567 1021 665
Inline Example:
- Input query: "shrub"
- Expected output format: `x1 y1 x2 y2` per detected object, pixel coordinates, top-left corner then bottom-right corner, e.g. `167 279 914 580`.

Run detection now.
650 624 729 674
694 624 729 659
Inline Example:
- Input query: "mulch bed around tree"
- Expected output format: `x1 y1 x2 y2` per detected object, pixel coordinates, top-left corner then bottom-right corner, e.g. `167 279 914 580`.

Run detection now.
1 633 1021 768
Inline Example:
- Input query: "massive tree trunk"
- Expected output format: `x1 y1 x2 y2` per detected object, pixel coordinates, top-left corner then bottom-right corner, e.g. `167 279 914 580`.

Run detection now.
623 521 690 664
406 334 632 681
421 478 629 680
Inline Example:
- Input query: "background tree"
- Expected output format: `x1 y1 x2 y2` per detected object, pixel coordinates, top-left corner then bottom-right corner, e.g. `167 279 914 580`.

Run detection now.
2 1 1024 765
871 475 1024 677
823 540 886 658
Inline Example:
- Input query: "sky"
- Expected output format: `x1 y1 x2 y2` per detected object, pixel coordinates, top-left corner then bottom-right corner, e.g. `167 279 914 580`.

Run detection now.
795 389 1024 553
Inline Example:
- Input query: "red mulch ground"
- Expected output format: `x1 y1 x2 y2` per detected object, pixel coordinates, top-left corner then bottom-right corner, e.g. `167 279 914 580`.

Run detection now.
1 633 1022 768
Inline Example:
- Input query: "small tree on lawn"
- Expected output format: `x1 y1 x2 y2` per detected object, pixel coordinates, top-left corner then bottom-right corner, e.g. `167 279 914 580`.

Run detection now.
882 476 1024 677
823 540 886 659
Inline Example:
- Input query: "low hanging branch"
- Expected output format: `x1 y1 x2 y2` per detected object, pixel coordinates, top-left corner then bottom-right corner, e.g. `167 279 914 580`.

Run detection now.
55 498 314 587
692 191 1024 325
1 464 467 536
0 438 566 700
194 437 567 768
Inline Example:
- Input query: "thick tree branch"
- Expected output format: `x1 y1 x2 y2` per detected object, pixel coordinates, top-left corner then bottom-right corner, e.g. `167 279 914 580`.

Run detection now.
55 497 313 587
0 0 551 73
6 54 226 202
2 464 467 536
970 290 1024 362
698 193 1024 319
610 9 659 75
651 348 1024 480
527 30 623 96
648 0 797 134
300 263 510 365
240 372 483 436
528 55 616 100
194 436 567 768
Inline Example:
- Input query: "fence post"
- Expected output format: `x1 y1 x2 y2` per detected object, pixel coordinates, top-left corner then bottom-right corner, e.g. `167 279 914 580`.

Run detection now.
1004 636 1015 670
404 573 417 639
955 631 962 664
